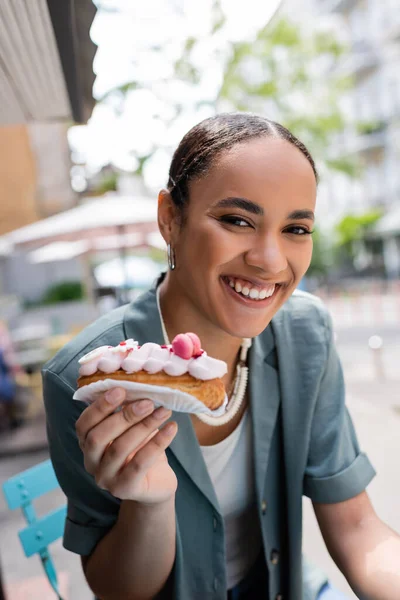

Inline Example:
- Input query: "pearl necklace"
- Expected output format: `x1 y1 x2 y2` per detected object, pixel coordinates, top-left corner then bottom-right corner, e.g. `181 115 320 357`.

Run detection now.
156 286 252 427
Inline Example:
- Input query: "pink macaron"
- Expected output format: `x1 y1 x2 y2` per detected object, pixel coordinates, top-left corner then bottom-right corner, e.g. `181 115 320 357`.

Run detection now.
186 332 202 357
172 333 194 360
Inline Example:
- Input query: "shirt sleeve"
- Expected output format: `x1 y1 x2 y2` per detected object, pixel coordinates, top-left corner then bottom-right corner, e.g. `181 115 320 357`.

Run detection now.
303 312 376 504
42 368 121 555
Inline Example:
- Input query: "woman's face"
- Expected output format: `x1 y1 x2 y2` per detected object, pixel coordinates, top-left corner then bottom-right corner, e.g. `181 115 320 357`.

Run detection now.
165 137 317 339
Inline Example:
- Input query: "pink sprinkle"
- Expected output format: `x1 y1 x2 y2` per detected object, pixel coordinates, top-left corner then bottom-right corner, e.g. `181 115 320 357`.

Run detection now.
119 341 127 346
161 345 168 349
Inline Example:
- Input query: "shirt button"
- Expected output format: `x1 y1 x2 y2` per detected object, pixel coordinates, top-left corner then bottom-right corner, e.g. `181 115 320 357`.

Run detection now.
261 499 267 514
270 549 280 565
213 516 217 531
213 577 218 591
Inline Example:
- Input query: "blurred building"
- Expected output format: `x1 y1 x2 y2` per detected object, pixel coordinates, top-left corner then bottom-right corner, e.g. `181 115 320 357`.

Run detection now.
0 0 97 236
0 123 79 235
316 0 400 276
317 0 400 219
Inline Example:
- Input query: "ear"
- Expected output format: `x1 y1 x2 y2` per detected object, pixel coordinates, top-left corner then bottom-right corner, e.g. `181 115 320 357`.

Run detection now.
157 189 180 244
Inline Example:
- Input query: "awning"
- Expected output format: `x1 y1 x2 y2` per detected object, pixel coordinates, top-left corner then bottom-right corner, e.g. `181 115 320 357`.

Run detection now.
27 232 166 264
4 194 159 248
0 0 97 125
28 240 90 263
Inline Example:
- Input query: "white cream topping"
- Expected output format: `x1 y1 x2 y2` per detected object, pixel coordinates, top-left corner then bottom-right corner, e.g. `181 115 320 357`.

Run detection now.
188 353 225 380
163 353 190 377
78 340 227 380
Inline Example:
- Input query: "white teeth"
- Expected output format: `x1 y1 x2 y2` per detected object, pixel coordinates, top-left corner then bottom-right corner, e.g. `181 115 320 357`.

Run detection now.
266 286 275 298
226 277 277 300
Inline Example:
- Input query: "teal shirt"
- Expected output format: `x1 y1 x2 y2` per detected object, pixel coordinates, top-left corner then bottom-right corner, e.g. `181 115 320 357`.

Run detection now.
42 278 375 600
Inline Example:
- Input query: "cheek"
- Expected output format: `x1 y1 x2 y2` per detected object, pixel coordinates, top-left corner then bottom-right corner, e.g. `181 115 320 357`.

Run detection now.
287 239 313 275
179 223 238 266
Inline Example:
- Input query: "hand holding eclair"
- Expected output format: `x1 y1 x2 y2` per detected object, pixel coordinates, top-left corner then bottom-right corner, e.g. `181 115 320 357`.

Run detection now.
75 388 178 504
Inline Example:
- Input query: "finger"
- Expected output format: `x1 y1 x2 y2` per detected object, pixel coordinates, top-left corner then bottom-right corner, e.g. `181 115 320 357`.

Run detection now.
94 407 173 486
117 422 178 485
75 387 126 444
123 428 159 467
82 399 155 471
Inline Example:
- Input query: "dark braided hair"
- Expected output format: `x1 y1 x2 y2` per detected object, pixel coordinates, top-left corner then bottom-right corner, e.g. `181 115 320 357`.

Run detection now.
167 113 318 215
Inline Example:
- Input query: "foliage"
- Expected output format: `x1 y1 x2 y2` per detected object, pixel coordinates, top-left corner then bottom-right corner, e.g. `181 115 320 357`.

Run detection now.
355 120 386 136
325 158 361 178
100 81 141 103
306 212 383 278
41 281 84 305
333 210 383 267
100 5 357 180
217 16 356 177
174 37 202 85
335 210 383 247
134 153 154 177
307 227 334 278
93 172 118 195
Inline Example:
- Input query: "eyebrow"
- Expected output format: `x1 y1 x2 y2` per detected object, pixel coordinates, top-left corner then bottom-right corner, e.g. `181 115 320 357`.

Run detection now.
287 209 315 221
213 197 315 221
213 197 264 215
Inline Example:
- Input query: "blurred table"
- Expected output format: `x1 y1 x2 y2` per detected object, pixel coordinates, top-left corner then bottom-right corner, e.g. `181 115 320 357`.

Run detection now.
11 324 51 374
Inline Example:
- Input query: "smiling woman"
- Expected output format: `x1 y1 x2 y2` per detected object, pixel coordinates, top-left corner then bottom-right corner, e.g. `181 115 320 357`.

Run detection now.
42 113 388 600
158 114 317 341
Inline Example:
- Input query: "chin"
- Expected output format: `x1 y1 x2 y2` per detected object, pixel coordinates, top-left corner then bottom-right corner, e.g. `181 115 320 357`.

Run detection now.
220 317 271 341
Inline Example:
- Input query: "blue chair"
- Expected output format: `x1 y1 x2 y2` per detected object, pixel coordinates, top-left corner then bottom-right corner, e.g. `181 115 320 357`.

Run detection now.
2 460 347 600
2 459 67 600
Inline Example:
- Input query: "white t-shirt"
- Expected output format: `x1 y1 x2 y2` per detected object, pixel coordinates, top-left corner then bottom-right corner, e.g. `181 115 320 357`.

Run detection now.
200 410 262 589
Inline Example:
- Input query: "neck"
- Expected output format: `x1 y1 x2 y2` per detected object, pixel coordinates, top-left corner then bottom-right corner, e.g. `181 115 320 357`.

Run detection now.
158 273 243 377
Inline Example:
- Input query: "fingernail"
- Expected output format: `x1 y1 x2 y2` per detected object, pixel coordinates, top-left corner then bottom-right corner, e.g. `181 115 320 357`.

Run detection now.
161 422 176 436
154 406 171 419
132 399 153 415
105 388 124 404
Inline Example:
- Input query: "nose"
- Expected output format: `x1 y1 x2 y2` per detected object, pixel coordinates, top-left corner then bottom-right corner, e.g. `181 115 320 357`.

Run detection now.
244 234 288 275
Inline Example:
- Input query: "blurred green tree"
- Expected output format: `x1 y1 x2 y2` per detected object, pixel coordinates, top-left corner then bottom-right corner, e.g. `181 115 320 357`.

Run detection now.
307 227 334 278
93 171 118 195
214 16 358 178
41 281 84 304
335 210 383 262
100 2 358 181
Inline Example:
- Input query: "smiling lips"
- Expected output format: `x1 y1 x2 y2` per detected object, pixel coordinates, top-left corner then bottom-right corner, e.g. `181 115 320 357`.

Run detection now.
224 276 277 301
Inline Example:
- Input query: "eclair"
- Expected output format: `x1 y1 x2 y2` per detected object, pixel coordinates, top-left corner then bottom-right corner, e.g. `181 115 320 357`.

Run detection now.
77 333 227 410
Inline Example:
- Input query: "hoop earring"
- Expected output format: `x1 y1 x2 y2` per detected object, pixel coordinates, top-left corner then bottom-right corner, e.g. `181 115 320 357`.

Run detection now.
167 244 176 270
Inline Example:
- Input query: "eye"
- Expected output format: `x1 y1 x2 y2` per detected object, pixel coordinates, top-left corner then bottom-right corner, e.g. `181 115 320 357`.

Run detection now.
219 215 252 228
285 225 313 236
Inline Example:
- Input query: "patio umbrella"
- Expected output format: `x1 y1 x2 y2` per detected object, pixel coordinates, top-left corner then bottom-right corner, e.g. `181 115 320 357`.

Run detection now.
3 193 163 302
6 193 159 248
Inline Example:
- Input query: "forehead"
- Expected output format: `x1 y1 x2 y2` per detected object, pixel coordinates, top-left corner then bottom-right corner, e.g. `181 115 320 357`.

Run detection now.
190 137 317 209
